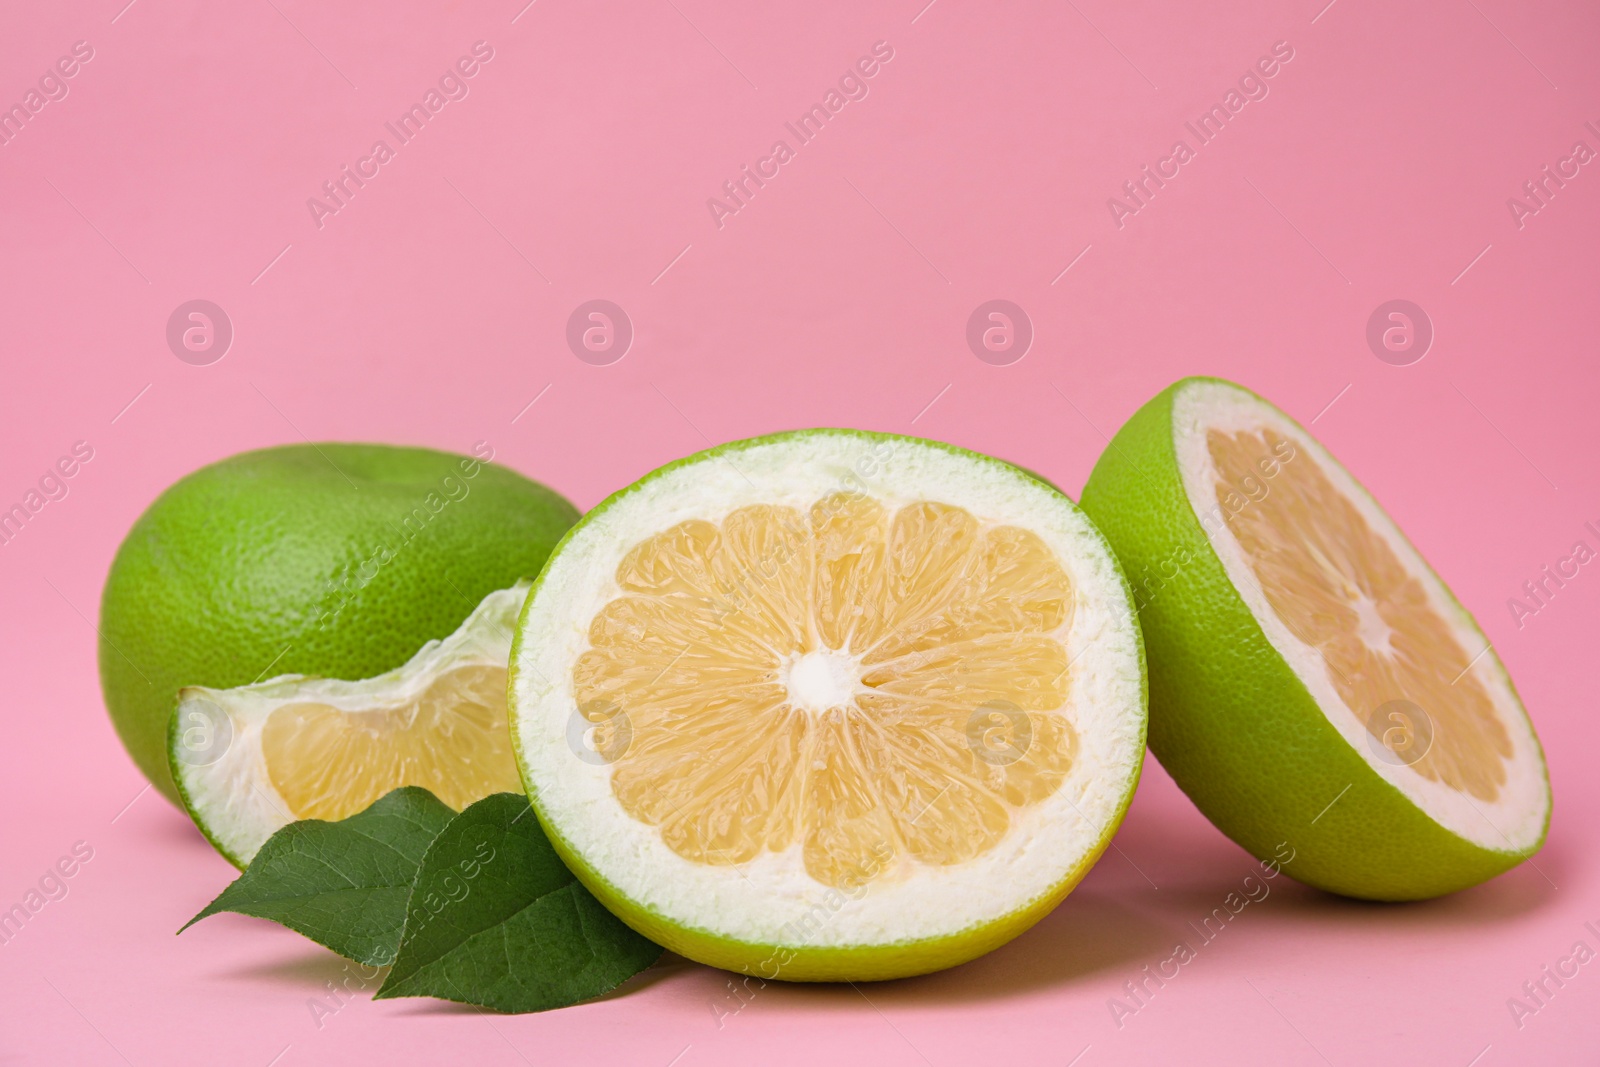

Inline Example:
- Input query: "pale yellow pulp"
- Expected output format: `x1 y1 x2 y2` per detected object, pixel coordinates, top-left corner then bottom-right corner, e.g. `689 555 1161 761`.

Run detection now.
1209 429 1510 801
573 495 1079 889
262 664 522 820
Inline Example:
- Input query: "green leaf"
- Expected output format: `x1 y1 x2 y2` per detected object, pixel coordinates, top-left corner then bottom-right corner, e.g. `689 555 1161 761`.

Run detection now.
180 786 455 966
375 792 662 1012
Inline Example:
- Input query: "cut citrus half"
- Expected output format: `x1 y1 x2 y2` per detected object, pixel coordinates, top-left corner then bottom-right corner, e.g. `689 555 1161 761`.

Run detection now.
170 584 528 867
510 430 1146 981
1080 377 1550 900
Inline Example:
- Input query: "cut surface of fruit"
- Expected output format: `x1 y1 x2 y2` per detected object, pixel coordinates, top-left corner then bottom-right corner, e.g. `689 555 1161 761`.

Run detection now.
512 430 1146 981
172 584 528 867
1081 378 1549 900
1205 424 1511 804
581 498 1079 887
260 663 515 819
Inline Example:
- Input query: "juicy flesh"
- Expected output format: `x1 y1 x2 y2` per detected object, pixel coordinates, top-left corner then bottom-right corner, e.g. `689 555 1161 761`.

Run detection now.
1208 428 1511 800
573 496 1079 889
261 664 522 820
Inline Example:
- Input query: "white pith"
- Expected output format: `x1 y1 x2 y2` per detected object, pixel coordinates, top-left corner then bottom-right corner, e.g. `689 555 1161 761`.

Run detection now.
780 648 864 714
172 583 529 865
1172 381 1548 851
511 432 1146 950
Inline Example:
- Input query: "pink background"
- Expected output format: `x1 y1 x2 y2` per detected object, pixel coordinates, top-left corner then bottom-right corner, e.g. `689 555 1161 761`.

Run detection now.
2 0 1597 1063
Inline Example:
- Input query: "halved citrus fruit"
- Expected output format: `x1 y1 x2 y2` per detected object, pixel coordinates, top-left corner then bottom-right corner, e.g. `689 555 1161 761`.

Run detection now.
510 430 1147 981
1080 377 1550 899
171 585 528 867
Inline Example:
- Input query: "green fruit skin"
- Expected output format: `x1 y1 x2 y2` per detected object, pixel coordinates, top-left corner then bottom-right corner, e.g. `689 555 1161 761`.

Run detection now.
1080 378 1549 901
100 443 580 803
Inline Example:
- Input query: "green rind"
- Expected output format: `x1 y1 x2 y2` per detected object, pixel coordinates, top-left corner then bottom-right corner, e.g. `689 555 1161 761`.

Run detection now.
168 717 248 869
1079 377 1550 901
509 427 1147 981
101 442 579 804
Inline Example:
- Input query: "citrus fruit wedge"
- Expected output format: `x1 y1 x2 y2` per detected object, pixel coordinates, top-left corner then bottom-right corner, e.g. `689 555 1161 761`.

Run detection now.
1080 377 1551 900
171 584 528 868
510 430 1147 981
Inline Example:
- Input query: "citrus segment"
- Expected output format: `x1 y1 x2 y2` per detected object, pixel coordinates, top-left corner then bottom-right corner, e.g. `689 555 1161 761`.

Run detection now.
171 584 530 867
261 664 520 820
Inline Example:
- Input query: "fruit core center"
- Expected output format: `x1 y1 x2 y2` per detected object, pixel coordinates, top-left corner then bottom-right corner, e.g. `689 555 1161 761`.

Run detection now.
1351 593 1396 653
780 648 863 713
